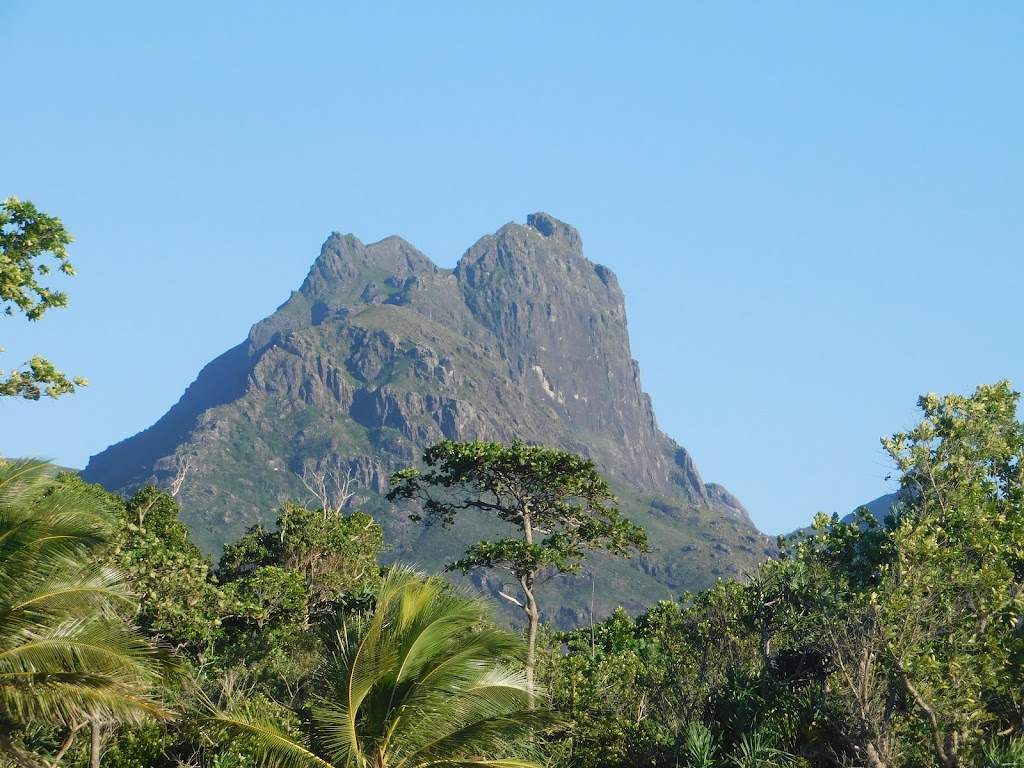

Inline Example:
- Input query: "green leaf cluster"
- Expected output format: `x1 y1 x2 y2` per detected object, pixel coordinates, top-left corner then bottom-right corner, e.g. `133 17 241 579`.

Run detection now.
219 502 384 625
0 198 86 399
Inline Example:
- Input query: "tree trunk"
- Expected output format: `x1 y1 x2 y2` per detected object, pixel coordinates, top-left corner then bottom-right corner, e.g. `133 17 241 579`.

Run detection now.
90 719 101 768
46 722 86 767
0 735 43 768
865 742 891 768
520 509 539 706
520 574 539 706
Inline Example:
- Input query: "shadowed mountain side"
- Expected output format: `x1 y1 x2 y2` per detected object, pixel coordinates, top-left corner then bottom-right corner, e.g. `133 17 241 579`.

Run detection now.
83 341 252 491
858 493 898 522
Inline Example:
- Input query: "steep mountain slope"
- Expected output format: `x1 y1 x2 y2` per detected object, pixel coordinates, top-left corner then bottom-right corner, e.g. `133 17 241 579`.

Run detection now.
83 213 772 622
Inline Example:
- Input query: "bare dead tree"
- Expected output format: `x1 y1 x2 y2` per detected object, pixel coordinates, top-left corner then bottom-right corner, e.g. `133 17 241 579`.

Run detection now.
298 465 355 518
167 453 197 500
821 603 901 768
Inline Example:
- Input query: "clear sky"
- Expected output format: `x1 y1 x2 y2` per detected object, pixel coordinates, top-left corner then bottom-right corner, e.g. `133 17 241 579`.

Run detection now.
2 3 1021 535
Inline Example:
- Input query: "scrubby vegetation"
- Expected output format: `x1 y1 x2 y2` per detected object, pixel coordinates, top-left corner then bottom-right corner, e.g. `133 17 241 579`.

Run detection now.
0 380 1022 766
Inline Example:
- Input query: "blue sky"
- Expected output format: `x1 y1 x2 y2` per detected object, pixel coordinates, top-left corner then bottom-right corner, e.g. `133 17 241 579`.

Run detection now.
2 3 1021 534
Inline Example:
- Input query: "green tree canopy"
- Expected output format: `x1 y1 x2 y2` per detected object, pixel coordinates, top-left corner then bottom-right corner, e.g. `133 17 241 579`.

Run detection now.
875 381 1024 766
0 197 86 399
388 440 648 690
775 381 1024 767
212 501 387 709
219 502 385 625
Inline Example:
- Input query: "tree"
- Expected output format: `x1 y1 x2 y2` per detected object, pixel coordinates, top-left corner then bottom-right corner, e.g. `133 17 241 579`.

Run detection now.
219 502 385 625
783 381 1024 768
783 512 899 768
214 501 386 708
543 607 677 768
110 484 232 660
0 460 168 767
208 567 551 768
873 381 1024 767
0 197 86 399
388 440 648 691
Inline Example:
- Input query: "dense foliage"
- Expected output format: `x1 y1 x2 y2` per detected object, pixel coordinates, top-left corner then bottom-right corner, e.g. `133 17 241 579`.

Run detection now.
0 198 86 399
1 382 1022 766
537 381 1024 768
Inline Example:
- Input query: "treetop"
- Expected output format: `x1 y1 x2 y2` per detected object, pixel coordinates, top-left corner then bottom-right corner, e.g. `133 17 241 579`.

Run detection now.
1 197 75 321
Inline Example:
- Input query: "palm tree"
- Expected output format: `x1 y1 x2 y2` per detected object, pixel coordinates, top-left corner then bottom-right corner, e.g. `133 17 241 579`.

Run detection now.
0 459 167 767
209 567 552 768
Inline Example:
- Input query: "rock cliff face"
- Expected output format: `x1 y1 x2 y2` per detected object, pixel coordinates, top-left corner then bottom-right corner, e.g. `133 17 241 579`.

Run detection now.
455 213 707 503
83 214 769 622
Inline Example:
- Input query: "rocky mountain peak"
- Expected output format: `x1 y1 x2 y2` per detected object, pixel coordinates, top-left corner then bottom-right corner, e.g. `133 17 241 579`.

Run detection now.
82 214 770 619
526 211 582 247
453 215 702 500
299 233 434 302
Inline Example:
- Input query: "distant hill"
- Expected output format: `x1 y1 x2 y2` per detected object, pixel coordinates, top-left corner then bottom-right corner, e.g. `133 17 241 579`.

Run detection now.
854 493 899 523
785 493 900 542
83 213 772 625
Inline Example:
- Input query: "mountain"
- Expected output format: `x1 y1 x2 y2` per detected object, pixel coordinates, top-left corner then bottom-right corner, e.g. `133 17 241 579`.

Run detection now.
83 213 772 623
857 493 898 522
786 493 901 542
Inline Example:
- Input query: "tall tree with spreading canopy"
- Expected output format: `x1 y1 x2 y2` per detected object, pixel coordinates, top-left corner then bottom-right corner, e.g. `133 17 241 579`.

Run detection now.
0 198 86 400
388 440 648 690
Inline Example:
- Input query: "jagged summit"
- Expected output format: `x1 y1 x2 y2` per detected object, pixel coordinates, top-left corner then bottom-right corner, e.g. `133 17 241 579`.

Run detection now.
526 211 582 243
83 214 768 623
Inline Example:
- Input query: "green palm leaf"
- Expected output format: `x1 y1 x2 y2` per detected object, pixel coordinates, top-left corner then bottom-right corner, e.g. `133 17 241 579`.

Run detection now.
205 706 334 768
210 567 551 768
0 459 169 747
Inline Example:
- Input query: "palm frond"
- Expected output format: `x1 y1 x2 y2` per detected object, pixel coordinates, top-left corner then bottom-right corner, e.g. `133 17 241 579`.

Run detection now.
396 710 553 768
0 460 170 734
10 565 137 614
0 615 168 724
204 567 546 768
204 708 334 768
314 567 548 768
